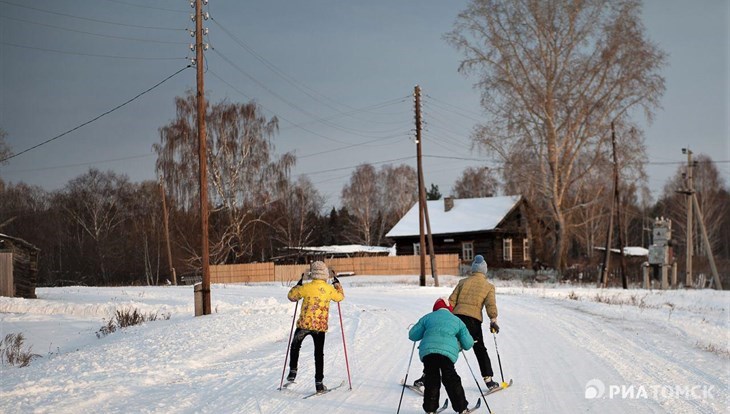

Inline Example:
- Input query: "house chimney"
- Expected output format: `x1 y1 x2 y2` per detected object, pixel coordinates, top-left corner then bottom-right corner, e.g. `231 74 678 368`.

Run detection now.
444 196 454 212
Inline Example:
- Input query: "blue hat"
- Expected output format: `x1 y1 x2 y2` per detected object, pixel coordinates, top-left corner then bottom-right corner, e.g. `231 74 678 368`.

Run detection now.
471 255 488 275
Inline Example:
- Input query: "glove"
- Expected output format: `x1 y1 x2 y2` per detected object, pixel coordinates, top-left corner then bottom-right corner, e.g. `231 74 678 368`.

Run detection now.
332 276 340 285
490 321 500 334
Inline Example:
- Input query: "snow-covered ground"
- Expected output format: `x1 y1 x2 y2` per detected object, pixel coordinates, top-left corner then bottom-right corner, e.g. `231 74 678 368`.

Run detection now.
1 276 728 413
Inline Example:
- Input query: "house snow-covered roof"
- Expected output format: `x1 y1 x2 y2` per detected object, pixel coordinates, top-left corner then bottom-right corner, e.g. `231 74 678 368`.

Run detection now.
385 195 523 238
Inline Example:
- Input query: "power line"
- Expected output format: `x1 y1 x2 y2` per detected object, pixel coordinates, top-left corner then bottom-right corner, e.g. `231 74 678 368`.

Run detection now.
101 0 189 14
1 41 186 60
0 15 187 44
1 66 191 163
1 153 155 174
211 48 410 139
0 0 184 31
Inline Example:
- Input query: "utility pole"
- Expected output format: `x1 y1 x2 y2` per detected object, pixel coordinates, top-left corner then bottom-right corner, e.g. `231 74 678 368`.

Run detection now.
683 148 694 288
678 148 723 290
160 181 176 285
194 0 211 314
413 86 439 287
600 126 617 288
611 124 628 289
415 85 426 287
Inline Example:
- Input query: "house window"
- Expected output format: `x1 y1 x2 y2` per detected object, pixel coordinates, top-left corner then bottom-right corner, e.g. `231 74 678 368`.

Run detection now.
503 238 513 262
462 242 474 261
413 243 421 256
523 238 530 261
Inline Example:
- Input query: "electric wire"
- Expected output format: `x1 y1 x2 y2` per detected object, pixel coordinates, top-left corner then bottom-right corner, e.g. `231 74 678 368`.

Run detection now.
101 0 189 14
213 47 412 139
1 153 155 174
0 65 191 163
0 15 187 44
0 0 184 31
1 42 186 60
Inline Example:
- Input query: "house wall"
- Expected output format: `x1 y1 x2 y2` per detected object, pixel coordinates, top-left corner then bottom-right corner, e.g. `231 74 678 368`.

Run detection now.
0 253 13 297
390 204 531 270
0 237 39 299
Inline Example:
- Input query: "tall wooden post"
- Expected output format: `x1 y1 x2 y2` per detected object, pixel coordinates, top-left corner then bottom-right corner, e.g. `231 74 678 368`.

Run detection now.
195 0 211 314
415 85 426 287
611 124 628 289
684 149 694 288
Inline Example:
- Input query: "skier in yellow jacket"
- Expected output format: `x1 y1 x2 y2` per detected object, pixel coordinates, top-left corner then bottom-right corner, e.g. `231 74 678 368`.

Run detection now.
448 254 500 391
286 261 344 393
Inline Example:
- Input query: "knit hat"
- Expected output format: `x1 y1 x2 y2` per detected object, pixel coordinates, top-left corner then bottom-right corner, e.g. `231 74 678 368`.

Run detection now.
471 255 488 275
432 297 453 312
310 261 329 280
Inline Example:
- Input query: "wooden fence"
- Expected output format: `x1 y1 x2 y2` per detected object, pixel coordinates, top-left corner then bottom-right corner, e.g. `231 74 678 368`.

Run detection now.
210 254 460 284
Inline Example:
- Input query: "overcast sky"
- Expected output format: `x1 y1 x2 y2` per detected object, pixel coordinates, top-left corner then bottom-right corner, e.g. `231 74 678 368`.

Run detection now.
1 0 728 209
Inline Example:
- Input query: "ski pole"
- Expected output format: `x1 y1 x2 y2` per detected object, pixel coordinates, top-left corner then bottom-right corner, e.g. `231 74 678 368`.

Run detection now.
461 350 492 414
492 332 505 385
278 276 302 390
331 268 352 390
337 301 352 390
397 341 417 414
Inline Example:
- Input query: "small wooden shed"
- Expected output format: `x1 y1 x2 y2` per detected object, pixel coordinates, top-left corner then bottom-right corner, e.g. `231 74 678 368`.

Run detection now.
0 233 40 299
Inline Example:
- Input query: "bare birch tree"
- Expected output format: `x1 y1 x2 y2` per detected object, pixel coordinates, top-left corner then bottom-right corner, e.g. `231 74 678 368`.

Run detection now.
269 176 324 249
154 92 294 264
452 166 499 198
447 0 665 270
376 164 418 243
56 169 132 283
341 164 379 245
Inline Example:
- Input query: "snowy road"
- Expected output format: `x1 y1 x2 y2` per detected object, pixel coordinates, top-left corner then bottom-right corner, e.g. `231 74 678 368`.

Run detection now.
0 277 727 413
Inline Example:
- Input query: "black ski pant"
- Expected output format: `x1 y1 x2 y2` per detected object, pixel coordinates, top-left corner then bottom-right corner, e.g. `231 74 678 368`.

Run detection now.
456 314 494 378
289 328 326 382
422 353 468 413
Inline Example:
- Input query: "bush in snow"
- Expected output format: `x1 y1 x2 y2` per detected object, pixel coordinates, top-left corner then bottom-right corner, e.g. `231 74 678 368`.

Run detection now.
96 308 171 338
1 333 41 368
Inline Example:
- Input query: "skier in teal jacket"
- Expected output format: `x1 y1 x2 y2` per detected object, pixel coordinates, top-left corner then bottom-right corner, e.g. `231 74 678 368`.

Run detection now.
409 298 474 414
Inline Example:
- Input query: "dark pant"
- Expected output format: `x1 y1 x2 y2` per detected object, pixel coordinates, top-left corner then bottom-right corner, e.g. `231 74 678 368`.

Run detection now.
456 314 494 378
423 353 468 413
289 328 326 382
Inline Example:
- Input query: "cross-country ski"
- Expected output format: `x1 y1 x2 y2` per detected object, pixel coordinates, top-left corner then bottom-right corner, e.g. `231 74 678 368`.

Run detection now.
302 380 347 399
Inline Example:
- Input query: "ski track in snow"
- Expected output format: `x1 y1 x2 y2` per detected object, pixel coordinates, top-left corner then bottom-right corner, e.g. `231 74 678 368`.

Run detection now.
0 278 728 413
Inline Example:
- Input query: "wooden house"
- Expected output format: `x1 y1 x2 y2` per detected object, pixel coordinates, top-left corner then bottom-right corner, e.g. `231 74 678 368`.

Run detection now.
0 233 40 298
385 195 531 272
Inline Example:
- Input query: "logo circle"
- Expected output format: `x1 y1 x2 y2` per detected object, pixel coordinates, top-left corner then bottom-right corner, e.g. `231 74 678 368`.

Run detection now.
585 379 605 399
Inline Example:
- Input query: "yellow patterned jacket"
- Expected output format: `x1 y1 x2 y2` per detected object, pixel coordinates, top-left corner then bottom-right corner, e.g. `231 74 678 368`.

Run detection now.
287 280 345 332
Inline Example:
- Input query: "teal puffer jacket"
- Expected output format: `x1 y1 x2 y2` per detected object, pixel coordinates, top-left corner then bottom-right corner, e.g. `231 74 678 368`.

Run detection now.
408 309 474 363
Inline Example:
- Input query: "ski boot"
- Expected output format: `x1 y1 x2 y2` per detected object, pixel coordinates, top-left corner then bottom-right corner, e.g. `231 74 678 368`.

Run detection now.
315 382 327 393
484 376 500 392
286 369 297 382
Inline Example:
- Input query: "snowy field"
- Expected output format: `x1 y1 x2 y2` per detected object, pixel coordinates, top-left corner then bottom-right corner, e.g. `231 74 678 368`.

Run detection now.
0 275 728 414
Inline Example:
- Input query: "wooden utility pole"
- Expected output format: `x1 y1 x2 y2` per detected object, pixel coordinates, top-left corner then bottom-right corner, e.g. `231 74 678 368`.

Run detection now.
415 85 426 287
684 148 694 288
600 127 617 288
414 86 438 287
195 0 211 315
611 124 628 289
159 181 176 285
